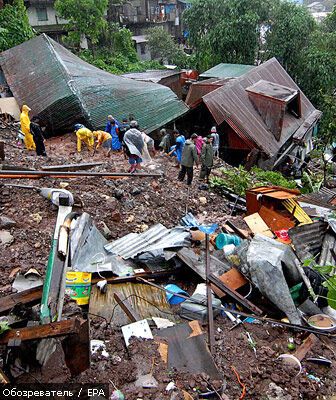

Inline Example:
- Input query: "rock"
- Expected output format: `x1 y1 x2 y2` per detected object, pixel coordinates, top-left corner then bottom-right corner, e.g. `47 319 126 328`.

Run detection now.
266 382 292 400
113 189 125 200
59 182 69 189
131 187 142 196
126 215 135 223
0 230 14 246
111 210 121 223
34 242 42 249
30 213 42 224
100 221 112 239
199 197 207 205
135 374 158 388
106 197 118 209
0 216 16 229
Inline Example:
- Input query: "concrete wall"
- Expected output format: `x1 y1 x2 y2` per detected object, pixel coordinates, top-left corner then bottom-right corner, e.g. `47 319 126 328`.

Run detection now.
27 5 68 27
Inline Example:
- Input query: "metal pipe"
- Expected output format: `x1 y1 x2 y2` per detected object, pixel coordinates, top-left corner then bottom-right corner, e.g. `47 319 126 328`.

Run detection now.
0 170 162 178
206 233 215 354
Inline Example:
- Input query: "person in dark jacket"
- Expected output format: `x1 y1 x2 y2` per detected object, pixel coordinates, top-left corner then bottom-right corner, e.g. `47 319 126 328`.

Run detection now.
178 133 198 185
30 116 47 156
200 135 214 183
118 117 130 143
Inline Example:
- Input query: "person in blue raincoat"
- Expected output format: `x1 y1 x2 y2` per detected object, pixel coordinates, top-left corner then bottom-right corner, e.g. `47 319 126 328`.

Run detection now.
169 129 185 166
105 115 121 151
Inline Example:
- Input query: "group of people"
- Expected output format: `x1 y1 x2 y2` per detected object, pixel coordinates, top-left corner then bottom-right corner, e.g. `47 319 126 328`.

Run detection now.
159 126 219 185
74 118 155 174
19 103 220 183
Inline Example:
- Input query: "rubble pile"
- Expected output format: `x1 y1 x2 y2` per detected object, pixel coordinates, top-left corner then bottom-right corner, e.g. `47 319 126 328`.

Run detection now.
1 126 336 399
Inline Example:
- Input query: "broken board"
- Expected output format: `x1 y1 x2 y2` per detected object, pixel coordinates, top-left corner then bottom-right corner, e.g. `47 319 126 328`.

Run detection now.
258 206 295 232
244 213 273 237
156 320 221 379
210 268 248 299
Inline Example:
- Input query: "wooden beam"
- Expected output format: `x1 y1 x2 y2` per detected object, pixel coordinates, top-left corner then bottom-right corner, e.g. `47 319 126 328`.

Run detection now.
293 334 318 361
0 285 43 316
0 318 83 344
208 273 263 315
114 293 141 323
41 162 103 171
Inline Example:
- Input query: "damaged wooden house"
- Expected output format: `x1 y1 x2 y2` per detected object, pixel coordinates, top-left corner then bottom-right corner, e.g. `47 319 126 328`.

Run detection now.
0 34 188 134
185 58 322 169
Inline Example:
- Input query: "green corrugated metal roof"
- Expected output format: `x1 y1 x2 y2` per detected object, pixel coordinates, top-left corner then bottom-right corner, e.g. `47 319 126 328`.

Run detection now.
199 63 255 79
0 34 189 134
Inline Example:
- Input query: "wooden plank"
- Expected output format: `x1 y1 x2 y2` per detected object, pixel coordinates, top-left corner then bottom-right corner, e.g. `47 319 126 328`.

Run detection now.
0 285 43 316
244 213 273 237
208 273 263 315
41 162 103 171
259 205 295 232
224 220 250 240
211 268 248 298
0 318 82 344
62 318 90 376
293 334 318 361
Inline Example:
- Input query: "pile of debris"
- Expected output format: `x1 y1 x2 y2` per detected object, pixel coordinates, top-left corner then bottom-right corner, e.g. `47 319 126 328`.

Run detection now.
1 176 336 398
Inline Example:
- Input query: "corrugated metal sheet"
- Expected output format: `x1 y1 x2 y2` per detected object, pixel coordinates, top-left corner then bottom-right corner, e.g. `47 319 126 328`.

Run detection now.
0 34 188 134
104 223 190 259
199 63 255 79
283 199 313 224
298 187 336 210
121 70 181 83
203 58 321 156
319 232 336 267
89 282 173 326
288 221 328 262
185 78 230 109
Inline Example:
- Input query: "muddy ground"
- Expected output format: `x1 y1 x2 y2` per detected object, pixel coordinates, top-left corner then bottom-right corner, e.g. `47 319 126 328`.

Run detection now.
0 127 336 399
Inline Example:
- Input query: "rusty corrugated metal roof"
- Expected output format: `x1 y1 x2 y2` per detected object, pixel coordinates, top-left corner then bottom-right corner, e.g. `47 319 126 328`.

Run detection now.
203 58 321 156
0 34 188 134
288 221 328 262
319 232 336 267
298 187 336 210
185 78 230 109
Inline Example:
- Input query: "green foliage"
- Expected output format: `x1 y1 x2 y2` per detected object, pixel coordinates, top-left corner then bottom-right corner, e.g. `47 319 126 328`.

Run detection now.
265 2 316 77
79 49 164 75
0 321 10 335
55 0 108 45
146 27 189 68
183 0 273 71
312 263 336 310
210 165 296 196
0 0 35 52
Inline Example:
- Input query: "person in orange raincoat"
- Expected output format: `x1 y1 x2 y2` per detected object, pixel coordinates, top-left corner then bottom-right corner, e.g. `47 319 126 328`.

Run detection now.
20 105 36 150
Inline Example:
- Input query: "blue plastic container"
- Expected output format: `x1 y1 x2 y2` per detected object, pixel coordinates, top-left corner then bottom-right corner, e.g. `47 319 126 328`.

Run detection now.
165 284 189 305
215 233 241 249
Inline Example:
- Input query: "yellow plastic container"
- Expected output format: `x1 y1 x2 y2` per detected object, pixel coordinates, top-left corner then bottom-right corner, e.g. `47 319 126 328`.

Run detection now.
65 271 92 305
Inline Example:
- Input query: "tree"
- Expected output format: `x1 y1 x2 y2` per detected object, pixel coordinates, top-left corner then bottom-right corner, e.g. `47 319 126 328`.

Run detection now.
146 27 188 67
0 0 34 52
54 0 108 46
264 1 316 78
183 0 273 71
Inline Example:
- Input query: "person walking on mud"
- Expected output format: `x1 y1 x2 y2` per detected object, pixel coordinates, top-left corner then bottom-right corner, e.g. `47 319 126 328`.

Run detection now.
178 133 199 185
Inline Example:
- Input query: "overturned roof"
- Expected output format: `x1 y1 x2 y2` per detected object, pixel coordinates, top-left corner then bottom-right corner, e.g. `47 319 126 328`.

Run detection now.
0 34 188 134
203 58 322 156
121 69 181 84
199 63 255 79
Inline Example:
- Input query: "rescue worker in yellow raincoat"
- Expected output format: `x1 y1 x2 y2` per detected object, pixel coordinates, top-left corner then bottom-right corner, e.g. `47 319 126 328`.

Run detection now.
93 130 112 157
74 124 94 153
20 105 36 151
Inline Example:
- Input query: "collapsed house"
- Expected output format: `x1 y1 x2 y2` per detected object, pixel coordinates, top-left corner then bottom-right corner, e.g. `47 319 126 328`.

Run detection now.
0 34 188 134
121 69 183 99
186 58 322 169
